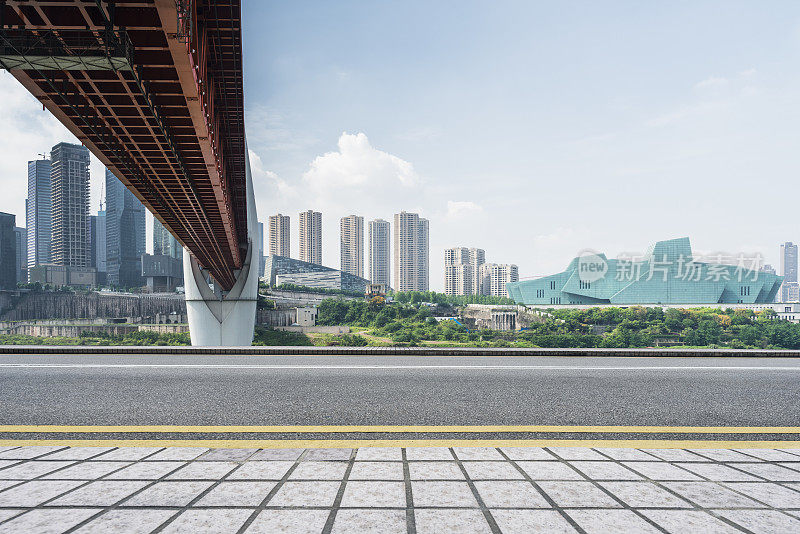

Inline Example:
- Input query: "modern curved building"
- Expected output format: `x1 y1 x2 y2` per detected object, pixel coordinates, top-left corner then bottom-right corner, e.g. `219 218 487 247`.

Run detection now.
507 237 782 306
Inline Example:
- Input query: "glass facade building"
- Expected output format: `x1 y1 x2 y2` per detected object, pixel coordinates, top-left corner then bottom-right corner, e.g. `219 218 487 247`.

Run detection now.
507 237 783 306
264 255 369 293
105 169 146 287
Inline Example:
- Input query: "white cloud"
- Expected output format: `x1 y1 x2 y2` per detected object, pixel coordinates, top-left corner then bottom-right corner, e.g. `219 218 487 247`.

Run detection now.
694 76 729 90
446 200 483 219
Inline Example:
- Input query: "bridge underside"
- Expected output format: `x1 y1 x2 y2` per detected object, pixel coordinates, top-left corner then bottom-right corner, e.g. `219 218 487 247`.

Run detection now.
0 0 246 290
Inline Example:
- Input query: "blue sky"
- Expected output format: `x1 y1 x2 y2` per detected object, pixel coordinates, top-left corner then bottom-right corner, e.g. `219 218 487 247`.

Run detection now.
2 1 800 290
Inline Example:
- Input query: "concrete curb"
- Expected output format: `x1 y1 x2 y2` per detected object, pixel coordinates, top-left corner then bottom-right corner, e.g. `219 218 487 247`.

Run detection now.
0 346 799 357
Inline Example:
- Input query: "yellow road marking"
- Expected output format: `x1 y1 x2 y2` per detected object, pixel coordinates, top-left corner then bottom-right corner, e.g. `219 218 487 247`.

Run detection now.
1 438 800 449
1 425 800 434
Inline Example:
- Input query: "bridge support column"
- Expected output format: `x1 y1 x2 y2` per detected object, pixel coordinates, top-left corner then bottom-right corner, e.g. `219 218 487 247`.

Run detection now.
183 145 259 346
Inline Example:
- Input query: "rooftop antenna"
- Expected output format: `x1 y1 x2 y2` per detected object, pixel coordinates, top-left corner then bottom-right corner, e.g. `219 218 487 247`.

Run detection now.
99 180 105 212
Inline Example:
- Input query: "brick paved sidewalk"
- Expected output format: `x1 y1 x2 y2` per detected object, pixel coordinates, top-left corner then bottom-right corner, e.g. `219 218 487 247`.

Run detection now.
2 445 800 533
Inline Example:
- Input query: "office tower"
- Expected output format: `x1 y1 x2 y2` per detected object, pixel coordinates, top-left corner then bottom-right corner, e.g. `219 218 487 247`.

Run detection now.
299 210 322 265
780 242 799 302
13 227 26 284
269 213 291 257
0 213 15 289
257 221 265 277
368 219 390 287
153 218 182 259
90 211 107 272
50 142 90 267
340 215 364 277
26 158 52 272
105 168 146 287
444 247 485 296
479 263 519 298
393 211 429 292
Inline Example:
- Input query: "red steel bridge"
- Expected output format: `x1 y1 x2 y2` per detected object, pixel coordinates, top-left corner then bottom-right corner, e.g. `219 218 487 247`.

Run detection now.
0 0 246 290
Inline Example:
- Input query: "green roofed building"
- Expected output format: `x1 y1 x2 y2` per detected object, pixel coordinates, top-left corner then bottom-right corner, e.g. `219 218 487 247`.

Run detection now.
506 237 782 306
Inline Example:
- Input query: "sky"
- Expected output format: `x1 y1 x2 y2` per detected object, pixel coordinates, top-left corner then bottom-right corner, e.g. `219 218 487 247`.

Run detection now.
2 1 800 290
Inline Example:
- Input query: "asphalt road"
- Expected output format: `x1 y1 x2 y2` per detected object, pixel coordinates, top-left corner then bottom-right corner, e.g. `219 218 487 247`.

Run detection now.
1 354 799 440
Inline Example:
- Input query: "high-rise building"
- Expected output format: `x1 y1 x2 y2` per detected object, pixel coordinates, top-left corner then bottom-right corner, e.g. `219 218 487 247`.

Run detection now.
299 210 322 265
50 142 91 268
444 247 485 296
479 263 519 298
269 214 291 258
340 215 364 277
0 213 16 289
780 242 799 302
368 219 390 287
90 210 106 272
13 227 27 284
393 211 429 292
153 218 182 259
105 168 146 287
26 158 51 273
257 221 265 278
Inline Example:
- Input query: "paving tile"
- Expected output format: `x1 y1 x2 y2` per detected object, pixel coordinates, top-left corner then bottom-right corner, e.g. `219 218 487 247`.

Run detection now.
249 448 305 461
598 481 692 508
452 447 504 461
734 449 800 462
42 447 114 461
73 509 176 534
0 480 20 491
474 481 550 508
411 481 479 507
722 482 800 508
689 449 761 462
145 447 208 461
200 448 257 461
594 448 660 461
42 461 131 480
0 480 83 506
500 447 555 461
0 460 75 479
405 447 454 461
160 508 252 534
349 462 404 480
662 482 765 508
462 461 524 480
676 463 762 482
569 461 643 481
123 481 213 506
640 449 708 462
714 509 800 534
0 510 23 523
303 448 352 461
734 463 800 482
0 460 20 470
408 461 464 480
414 509 492 534
641 510 743 534
228 461 295 480
268 481 341 507
331 509 406 534
50 480 149 506
0 446 66 460
105 461 185 480
246 509 329 533
195 481 276 506
537 481 621 508
289 461 348 480
0 447 17 453
92 447 162 461
547 448 608 461
0 507 101 534
567 509 662 534
491 509 577 533
166 461 238 480
516 461 584 480
778 462 800 472
354 448 403 461
340 481 406 507
622 461 701 481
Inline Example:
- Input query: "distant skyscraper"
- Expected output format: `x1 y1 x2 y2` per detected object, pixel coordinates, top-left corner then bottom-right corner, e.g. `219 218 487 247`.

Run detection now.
393 211 429 292
153 218 182 259
269 214 291 257
299 210 322 265
444 247 485 296
479 263 519 298
0 213 16 289
50 143 90 268
13 227 26 284
257 221 265 277
26 158 51 272
106 169 146 287
780 242 799 302
368 219 390 287
90 211 106 273
340 215 364 277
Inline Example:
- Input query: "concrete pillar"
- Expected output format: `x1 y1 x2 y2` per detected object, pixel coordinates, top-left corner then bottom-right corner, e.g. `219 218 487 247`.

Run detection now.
183 143 259 346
